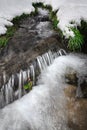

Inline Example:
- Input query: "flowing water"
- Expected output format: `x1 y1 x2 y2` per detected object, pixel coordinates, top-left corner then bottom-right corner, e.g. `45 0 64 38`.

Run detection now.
0 49 66 108
0 53 87 130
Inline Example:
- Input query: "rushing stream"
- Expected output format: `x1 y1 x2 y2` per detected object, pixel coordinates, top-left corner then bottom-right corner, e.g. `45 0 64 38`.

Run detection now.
0 53 87 130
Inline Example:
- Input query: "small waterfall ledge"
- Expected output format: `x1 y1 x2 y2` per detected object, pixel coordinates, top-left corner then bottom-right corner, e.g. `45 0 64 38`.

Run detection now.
0 49 66 108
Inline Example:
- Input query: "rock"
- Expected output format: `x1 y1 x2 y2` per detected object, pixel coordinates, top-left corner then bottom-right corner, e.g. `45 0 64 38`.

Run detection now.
65 67 87 98
64 85 87 130
65 73 77 85
78 76 87 98
65 67 78 85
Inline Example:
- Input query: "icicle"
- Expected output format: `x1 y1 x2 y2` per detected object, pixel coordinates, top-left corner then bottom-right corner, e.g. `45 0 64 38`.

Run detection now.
42 55 48 69
0 87 5 108
11 75 15 88
18 70 23 98
3 71 6 84
30 65 35 85
27 69 30 79
5 84 9 104
37 56 43 72
22 71 28 85
47 51 53 64
58 49 67 56
8 77 14 102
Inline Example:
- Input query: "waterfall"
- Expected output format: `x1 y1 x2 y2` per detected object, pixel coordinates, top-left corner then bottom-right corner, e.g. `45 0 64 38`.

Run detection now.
36 49 67 72
0 54 87 130
0 49 66 108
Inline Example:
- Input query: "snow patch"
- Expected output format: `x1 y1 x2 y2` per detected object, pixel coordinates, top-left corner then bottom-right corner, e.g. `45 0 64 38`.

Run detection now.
0 0 87 37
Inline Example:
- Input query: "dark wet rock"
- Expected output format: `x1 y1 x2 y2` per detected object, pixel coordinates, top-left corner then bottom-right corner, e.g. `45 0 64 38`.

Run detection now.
65 67 87 98
65 73 77 85
65 68 78 85
0 9 67 87
78 76 87 98
64 85 87 130
81 39 87 54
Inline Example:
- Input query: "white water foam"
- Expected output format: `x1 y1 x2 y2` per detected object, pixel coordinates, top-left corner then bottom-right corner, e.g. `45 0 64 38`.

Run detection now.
0 54 87 130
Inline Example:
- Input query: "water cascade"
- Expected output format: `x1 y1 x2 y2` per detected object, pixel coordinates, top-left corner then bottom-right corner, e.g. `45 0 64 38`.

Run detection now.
0 54 87 130
0 49 66 108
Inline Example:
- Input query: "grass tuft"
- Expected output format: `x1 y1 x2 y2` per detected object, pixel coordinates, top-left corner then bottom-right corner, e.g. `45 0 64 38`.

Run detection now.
0 26 17 48
68 28 84 51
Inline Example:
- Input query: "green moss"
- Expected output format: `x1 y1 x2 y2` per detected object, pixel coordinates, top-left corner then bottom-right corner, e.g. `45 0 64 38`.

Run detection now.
49 10 59 29
0 26 16 47
68 28 84 51
52 16 59 29
24 84 30 90
24 81 33 90
6 26 16 37
0 37 9 47
12 13 30 25
0 26 17 47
